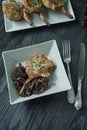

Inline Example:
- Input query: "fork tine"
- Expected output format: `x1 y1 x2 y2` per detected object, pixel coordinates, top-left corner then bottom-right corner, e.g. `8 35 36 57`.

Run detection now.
62 40 71 59
62 40 66 58
68 40 71 57
62 41 64 58
66 40 68 57
66 41 68 57
65 40 68 58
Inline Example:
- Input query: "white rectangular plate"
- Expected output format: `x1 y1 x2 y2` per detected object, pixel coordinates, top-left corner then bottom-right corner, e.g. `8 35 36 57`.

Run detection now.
2 40 71 105
2 0 75 32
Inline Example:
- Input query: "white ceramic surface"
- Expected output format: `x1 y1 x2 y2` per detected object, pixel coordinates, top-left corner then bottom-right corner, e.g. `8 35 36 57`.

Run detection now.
2 0 75 32
2 40 71 105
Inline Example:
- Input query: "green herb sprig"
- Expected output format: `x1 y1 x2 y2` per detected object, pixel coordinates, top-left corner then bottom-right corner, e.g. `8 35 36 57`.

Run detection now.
30 57 44 71
10 3 20 9
32 0 39 5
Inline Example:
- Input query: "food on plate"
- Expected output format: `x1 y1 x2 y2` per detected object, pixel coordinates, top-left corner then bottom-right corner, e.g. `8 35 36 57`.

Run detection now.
26 54 55 79
42 0 73 19
11 63 28 93
19 77 49 96
23 0 50 26
2 0 74 26
2 0 33 25
11 54 55 97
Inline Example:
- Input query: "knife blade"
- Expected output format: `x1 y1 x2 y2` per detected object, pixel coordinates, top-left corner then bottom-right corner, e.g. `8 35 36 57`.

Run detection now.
74 43 85 110
78 43 85 80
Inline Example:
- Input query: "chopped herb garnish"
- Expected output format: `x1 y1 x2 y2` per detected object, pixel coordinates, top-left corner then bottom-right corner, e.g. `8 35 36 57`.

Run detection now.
32 0 39 5
30 57 44 71
10 3 20 9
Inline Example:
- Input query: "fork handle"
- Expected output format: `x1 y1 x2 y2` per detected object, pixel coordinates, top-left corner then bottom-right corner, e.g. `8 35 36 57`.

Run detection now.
74 79 82 110
66 63 75 104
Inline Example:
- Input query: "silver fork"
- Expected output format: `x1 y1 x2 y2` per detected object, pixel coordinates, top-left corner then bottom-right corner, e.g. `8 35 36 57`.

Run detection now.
62 40 75 104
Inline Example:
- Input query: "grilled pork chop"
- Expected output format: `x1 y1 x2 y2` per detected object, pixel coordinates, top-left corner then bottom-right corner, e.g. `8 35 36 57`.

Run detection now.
42 0 73 19
26 54 55 79
2 0 33 25
23 0 50 26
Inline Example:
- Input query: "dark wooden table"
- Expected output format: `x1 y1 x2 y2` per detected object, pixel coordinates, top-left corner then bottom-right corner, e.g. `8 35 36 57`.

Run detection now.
0 0 87 130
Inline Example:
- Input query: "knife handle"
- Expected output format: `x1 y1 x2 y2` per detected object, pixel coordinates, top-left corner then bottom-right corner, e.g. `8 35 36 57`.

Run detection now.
74 79 82 110
67 63 75 104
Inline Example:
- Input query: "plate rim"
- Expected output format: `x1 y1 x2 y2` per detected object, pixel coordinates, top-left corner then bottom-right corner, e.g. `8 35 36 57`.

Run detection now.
2 40 71 105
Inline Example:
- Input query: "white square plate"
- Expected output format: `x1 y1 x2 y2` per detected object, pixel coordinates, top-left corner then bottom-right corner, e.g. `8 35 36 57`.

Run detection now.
2 0 75 32
2 40 71 105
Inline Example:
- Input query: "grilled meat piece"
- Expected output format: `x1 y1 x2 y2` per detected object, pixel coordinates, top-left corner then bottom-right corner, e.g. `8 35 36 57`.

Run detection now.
23 0 43 13
42 0 73 19
23 0 50 26
26 54 55 79
2 0 33 25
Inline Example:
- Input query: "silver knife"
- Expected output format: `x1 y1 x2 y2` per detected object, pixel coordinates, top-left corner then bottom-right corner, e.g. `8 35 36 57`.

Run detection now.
74 43 85 110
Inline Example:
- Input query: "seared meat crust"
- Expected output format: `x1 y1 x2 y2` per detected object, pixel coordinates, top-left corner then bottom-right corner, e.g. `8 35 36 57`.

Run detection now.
26 54 55 79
